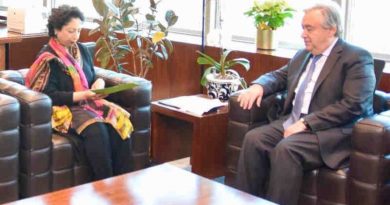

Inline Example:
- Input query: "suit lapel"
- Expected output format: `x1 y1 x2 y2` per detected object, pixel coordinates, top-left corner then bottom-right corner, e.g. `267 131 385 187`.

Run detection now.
312 39 344 95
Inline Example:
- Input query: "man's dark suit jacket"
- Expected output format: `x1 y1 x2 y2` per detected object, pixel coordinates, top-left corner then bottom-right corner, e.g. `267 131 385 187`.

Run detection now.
253 39 376 169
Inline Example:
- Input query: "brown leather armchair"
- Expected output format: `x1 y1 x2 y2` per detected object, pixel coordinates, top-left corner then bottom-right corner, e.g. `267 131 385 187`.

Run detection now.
225 60 390 205
0 94 20 204
0 66 151 199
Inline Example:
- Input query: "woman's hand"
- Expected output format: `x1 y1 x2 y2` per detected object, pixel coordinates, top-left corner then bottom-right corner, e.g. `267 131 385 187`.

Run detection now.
91 78 105 90
73 90 107 102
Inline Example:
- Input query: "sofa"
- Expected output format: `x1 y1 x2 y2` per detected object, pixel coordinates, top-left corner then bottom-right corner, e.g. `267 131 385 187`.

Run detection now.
0 94 20 203
0 65 151 199
225 59 390 205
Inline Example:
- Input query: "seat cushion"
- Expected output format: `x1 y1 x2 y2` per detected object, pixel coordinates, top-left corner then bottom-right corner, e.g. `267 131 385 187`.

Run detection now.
300 168 348 205
51 133 90 191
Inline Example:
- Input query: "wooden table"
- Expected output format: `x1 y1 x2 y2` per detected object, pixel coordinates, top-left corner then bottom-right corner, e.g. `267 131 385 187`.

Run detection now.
151 95 228 178
5 164 275 205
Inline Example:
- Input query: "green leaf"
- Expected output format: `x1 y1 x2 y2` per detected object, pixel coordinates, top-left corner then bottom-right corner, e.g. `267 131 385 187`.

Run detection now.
149 0 157 9
136 36 142 48
200 67 214 87
146 14 155 21
154 51 164 59
162 39 173 54
88 27 100 36
225 58 251 71
113 0 122 7
196 51 219 67
105 1 120 16
95 37 105 49
158 23 167 32
239 78 248 89
127 30 138 40
160 45 168 60
100 51 112 68
118 44 132 52
92 0 108 16
165 10 178 27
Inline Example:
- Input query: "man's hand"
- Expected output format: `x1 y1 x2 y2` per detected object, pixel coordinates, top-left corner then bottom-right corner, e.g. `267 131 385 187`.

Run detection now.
237 84 264 110
283 120 307 138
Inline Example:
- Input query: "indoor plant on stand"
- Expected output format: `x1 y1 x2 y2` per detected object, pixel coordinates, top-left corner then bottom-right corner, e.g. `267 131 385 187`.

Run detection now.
90 0 178 77
197 49 250 102
245 0 294 50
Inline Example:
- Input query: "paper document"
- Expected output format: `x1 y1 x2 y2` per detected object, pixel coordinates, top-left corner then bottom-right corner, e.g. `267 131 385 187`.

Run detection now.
92 83 138 95
158 95 227 116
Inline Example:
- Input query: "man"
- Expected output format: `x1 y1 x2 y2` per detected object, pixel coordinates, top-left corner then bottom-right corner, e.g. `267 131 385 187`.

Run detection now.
236 2 376 205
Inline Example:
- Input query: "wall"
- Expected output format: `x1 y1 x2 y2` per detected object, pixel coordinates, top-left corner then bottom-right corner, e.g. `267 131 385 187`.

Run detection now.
7 29 390 100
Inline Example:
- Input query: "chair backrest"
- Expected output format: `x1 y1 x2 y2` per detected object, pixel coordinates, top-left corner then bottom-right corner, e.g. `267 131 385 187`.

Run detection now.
81 41 96 57
372 59 388 114
373 58 385 89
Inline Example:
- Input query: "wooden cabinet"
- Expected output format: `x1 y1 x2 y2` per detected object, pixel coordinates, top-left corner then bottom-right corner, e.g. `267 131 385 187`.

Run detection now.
151 95 228 178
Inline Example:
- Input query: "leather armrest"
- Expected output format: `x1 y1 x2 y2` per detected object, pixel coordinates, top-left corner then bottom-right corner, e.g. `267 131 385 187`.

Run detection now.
0 69 28 85
0 94 20 203
0 78 52 197
228 90 285 126
94 67 152 169
348 111 390 204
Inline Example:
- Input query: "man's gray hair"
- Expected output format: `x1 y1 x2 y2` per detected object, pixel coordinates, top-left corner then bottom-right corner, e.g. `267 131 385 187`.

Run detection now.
304 1 343 38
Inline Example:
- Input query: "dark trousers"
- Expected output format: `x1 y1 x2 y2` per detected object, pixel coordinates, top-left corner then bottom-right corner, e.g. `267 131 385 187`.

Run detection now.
236 119 324 205
81 122 134 180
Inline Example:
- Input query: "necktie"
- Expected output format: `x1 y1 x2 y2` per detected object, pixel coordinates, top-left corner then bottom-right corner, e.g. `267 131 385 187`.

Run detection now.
283 54 322 129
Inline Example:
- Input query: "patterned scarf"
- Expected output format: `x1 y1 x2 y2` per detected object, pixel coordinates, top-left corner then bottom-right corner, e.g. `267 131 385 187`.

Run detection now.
26 38 133 139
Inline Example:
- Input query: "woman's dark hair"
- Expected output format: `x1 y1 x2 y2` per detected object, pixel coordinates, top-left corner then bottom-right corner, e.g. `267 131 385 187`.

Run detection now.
47 5 85 37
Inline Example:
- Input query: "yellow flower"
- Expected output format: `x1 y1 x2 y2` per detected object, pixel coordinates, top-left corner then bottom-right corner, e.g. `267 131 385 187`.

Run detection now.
152 31 165 44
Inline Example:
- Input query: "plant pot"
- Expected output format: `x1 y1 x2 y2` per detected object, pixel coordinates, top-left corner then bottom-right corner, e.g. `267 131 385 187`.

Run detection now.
256 29 278 50
205 70 241 102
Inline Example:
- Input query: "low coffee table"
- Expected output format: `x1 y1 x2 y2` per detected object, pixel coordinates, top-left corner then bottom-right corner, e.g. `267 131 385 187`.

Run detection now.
6 164 275 205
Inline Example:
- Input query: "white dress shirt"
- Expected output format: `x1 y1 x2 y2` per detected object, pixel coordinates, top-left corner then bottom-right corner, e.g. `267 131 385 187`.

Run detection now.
293 38 339 114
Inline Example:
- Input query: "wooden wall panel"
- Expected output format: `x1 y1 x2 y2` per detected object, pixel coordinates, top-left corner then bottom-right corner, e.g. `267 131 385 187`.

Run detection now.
7 29 389 98
379 73 390 92
8 35 49 69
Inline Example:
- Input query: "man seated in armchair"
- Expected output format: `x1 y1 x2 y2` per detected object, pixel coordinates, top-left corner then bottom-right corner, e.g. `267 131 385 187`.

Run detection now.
235 2 376 205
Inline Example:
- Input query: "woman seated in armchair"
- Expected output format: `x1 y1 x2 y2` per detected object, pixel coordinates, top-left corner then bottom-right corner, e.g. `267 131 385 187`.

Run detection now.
25 5 134 180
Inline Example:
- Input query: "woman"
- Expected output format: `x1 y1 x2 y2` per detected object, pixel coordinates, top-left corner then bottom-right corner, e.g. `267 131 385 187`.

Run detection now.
25 5 134 180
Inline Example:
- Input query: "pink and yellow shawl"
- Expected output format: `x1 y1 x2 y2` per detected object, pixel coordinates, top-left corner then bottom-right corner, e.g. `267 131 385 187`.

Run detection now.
26 38 133 140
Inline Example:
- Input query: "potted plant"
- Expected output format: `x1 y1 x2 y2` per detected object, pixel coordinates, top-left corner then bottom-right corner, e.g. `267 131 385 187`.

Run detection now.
197 49 250 102
245 0 294 50
90 0 178 77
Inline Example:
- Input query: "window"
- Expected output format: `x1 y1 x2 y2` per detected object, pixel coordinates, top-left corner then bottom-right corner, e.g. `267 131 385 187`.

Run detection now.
220 0 389 61
346 0 390 61
53 0 203 36
53 0 99 20
4 0 388 62
221 1 329 49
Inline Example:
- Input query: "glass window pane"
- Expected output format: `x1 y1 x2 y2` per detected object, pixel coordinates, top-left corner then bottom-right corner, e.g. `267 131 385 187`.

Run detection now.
54 0 99 19
54 0 202 35
158 0 203 34
221 0 312 49
346 0 390 60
